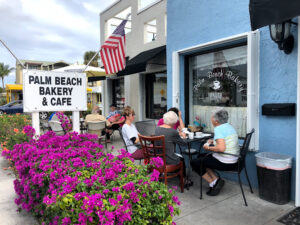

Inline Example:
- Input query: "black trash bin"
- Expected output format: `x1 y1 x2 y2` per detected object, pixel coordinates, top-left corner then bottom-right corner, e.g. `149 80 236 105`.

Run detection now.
255 152 292 205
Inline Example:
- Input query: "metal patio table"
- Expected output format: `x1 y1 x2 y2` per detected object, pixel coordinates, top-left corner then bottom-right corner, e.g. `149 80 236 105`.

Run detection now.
175 134 212 190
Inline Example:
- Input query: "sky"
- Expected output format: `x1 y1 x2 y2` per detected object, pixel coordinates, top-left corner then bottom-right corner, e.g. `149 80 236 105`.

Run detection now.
0 0 115 85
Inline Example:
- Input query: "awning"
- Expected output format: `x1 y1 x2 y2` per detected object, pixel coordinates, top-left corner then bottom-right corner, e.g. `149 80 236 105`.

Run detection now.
87 72 107 82
6 84 22 91
117 45 166 76
52 64 108 82
249 0 300 30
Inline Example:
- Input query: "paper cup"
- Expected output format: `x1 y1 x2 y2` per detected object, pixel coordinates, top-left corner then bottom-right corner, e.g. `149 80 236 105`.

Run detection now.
188 132 194 139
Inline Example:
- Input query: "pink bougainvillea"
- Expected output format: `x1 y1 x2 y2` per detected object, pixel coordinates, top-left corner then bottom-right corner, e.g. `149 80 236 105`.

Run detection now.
2 127 180 225
56 112 72 132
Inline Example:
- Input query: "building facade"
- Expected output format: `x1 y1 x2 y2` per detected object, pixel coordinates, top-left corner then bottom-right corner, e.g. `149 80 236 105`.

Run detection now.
16 60 70 84
167 0 299 204
100 0 167 121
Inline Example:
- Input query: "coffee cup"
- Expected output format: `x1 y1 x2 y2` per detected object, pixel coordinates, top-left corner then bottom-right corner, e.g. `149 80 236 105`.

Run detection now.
188 132 194 139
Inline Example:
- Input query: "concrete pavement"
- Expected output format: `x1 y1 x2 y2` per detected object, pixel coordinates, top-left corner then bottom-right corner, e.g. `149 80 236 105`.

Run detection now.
0 156 37 225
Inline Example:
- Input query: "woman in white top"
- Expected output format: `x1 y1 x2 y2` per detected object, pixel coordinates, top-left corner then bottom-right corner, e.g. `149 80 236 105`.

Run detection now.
121 106 145 160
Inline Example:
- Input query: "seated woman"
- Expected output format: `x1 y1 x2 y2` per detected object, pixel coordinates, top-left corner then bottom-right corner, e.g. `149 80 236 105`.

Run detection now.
155 111 192 187
157 107 186 138
121 106 144 160
106 104 125 142
191 108 240 196
155 111 186 165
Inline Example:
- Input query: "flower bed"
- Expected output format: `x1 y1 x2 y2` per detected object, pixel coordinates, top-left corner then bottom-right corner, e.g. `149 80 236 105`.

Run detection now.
2 127 180 225
0 114 31 151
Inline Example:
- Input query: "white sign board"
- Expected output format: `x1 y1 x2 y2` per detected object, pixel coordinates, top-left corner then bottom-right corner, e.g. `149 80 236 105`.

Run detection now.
23 70 87 112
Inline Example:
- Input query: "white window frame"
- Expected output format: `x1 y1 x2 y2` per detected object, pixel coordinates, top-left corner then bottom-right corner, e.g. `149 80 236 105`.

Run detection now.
295 16 300 207
172 31 260 151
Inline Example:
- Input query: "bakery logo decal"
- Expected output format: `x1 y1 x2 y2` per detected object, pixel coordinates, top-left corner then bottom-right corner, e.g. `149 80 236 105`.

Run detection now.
193 70 245 92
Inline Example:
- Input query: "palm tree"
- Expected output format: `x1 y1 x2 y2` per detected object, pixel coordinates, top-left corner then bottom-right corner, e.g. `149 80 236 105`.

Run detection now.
83 51 99 67
0 63 14 90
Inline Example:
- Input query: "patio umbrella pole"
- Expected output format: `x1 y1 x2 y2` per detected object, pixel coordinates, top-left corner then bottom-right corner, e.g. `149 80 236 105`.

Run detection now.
83 50 100 72
0 39 25 69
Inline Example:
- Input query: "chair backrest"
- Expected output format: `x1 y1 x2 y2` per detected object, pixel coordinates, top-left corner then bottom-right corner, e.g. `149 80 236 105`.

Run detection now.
87 121 106 131
240 128 255 159
118 127 129 151
135 120 156 136
138 134 167 170
87 121 106 137
48 120 65 135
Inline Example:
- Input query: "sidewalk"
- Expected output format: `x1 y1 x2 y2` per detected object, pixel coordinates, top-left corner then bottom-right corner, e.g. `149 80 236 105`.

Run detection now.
0 156 37 225
172 171 294 225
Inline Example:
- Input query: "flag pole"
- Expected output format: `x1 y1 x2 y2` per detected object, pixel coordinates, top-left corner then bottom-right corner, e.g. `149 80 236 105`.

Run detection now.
0 39 25 68
83 50 100 72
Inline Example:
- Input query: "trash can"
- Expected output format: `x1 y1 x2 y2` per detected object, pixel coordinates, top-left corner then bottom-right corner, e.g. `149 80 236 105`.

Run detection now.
255 152 292 205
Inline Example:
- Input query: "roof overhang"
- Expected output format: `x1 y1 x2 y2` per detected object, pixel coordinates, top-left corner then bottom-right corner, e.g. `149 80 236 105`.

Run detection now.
6 84 22 91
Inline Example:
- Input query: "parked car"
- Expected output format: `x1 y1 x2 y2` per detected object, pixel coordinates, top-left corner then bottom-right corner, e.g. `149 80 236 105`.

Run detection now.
0 100 23 115
0 101 49 120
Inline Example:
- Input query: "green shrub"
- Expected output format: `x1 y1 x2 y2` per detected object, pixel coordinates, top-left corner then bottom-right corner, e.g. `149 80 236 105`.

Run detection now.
0 114 31 151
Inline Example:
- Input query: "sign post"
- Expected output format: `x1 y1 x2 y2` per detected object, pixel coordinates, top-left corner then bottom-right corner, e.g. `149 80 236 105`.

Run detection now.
32 112 40 136
72 111 80 133
23 70 87 134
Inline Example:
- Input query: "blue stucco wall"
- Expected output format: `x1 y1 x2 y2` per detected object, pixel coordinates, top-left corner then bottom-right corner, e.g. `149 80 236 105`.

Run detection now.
167 0 298 200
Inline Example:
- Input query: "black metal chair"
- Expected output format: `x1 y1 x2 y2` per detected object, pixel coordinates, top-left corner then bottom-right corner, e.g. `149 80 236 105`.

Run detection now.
199 128 255 206
135 120 157 136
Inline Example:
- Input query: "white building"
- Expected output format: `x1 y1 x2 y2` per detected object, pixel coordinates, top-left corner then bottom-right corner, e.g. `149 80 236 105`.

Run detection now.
100 0 167 120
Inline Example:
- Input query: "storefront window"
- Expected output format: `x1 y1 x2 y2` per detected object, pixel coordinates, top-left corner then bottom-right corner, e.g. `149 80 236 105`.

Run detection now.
188 45 247 137
146 73 167 119
112 78 125 110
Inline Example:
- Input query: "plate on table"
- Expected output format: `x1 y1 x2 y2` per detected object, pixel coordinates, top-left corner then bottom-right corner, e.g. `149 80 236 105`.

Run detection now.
195 133 211 138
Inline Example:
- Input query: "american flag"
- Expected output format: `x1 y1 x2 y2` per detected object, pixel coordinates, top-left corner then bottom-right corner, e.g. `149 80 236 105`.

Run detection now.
100 20 127 74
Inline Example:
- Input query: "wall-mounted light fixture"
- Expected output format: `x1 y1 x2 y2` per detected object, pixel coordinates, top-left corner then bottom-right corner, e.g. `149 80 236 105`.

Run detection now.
269 20 297 54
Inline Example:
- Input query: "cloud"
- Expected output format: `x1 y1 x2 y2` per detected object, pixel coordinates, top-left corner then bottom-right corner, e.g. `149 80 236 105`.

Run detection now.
0 0 116 84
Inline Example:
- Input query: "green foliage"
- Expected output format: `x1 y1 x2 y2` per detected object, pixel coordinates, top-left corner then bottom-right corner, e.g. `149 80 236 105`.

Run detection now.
0 114 31 151
0 97 6 106
83 51 99 67
0 63 14 89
